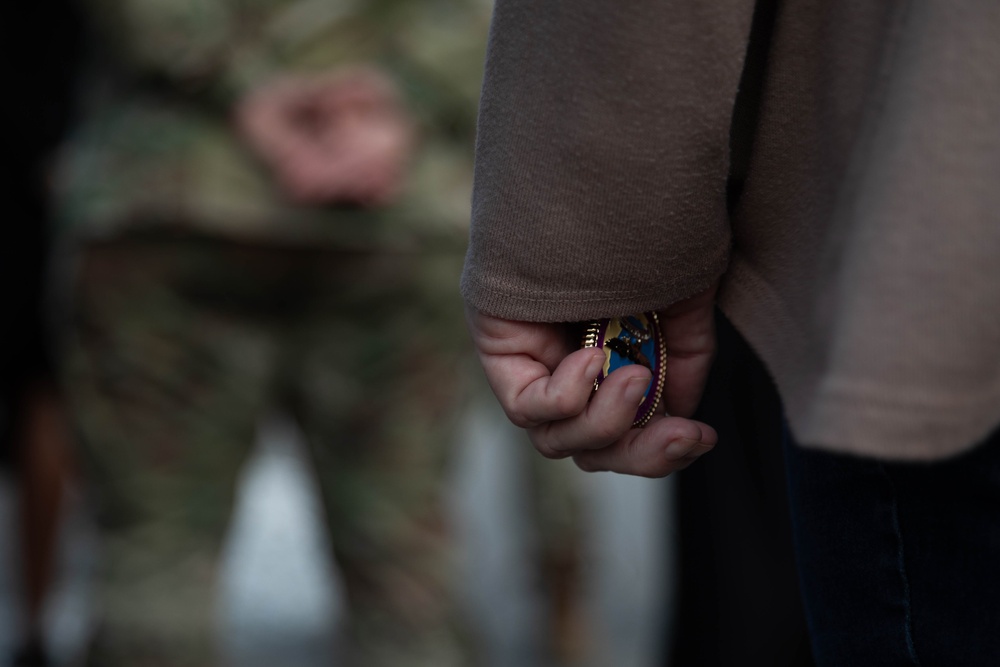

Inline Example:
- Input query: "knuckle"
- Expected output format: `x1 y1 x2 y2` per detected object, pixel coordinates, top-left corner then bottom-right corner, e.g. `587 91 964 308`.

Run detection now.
573 456 604 473
504 406 536 429
549 387 585 417
588 418 624 444
537 445 569 460
528 431 569 460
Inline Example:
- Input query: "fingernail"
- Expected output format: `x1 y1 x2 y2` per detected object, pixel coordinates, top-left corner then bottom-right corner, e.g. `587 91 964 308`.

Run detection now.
624 377 651 406
665 437 701 460
585 350 605 379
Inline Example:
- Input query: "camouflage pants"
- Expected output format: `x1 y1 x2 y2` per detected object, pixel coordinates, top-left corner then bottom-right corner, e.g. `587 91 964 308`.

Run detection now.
63 236 474 667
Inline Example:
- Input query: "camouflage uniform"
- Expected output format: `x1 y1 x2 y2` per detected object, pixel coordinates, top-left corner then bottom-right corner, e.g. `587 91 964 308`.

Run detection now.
55 1 491 665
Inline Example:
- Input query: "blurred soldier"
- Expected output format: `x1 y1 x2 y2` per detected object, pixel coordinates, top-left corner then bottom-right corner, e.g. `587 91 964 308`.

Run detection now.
53 0 491 665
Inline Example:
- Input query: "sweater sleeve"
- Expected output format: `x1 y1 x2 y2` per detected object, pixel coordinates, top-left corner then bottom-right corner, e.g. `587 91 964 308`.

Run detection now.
461 0 755 322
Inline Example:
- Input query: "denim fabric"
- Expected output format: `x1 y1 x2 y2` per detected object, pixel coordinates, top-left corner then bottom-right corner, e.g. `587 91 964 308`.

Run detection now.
784 425 1000 666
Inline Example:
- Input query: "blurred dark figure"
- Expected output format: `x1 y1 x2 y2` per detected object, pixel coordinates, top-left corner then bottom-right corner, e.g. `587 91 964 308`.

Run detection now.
0 3 84 666
51 1 490 665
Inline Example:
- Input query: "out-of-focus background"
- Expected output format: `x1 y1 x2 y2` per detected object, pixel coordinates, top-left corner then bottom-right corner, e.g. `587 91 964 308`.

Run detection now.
0 410 671 667
0 0 813 665
0 0 677 665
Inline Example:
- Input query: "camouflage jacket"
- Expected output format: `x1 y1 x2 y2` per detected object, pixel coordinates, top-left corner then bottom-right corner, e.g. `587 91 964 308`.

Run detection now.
56 0 491 250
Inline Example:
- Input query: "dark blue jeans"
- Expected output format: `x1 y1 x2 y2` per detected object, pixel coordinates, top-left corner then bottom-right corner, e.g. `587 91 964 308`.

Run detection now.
784 425 1000 665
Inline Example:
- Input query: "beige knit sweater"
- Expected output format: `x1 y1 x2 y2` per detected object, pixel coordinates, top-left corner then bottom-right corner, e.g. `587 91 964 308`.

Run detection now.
461 0 1000 460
